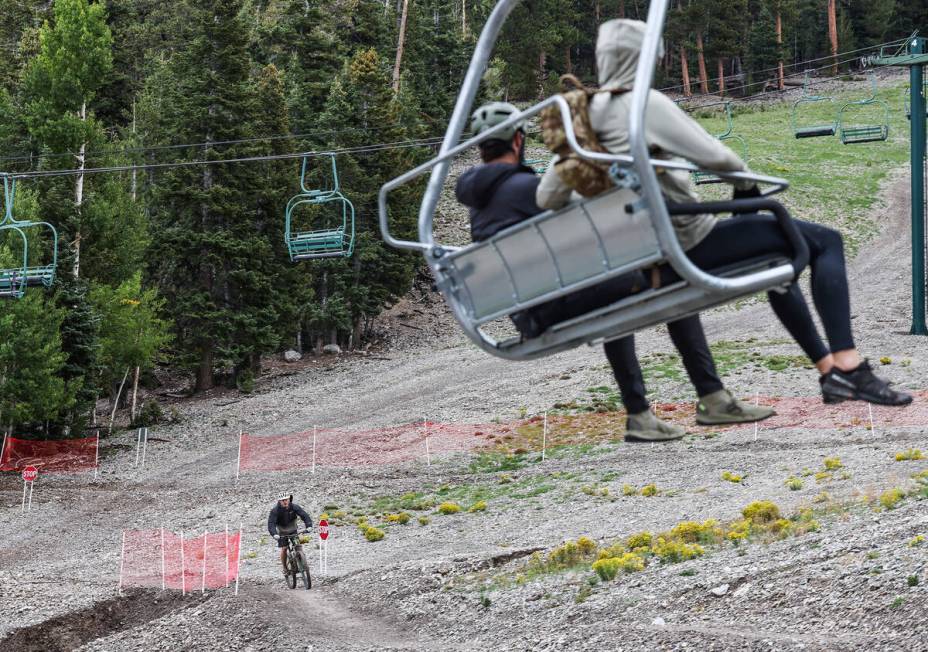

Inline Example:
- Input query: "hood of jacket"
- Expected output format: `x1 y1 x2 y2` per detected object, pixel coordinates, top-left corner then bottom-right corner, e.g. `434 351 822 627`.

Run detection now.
596 19 664 90
455 162 531 210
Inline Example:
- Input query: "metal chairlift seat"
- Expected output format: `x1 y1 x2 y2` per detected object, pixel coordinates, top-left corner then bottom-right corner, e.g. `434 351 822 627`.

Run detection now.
0 177 57 298
378 0 807 361
284 154 355 261
837 74 890 144
693 104 748 185
790 74 838 138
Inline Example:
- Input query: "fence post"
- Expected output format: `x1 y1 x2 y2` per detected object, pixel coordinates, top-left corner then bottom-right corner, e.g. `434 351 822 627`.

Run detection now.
312 426 316 474
225 525 230 588
118 530 126 596
141 428 148 468
235 429 243 483
201 530 207 594
160 526 166 591
234 523 242 596
180 530 186 596
93 433 100 481
135 428 142 467
542 410 547 461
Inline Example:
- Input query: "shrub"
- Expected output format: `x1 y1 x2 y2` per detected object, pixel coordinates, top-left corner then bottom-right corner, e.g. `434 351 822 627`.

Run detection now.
468 501 487 513
670 520 721 544
894 449 924 462
879 488 905 510
652 537 704 563
908 535 924 547
785 477 803 491
576 536 597 556
418 516 430 526
437 502 461 515
385 512 411 525
815 471 832 483
622 484 636 496
364 527 385 542
626 531 653 551
823 457 843 470
592 552 644 580
769 519 792 536
908 575 919 587
596 543 627 560
245 550 257 559
640 484 659 497
726 519 751 542
721 471 743 483
742 500 781 524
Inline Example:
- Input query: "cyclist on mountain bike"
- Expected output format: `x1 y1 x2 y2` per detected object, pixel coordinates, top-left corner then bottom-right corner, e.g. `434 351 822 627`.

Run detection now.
267 493 313 574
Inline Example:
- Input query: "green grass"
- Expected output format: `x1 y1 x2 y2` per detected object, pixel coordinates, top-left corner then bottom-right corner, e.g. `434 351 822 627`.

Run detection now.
693 83 911 256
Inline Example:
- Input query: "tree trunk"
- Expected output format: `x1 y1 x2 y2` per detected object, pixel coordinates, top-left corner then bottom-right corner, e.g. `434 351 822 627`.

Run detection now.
73 101 87 279
827 0 838 76
461 0 467 37
130 366 140 423
618 0 625 18
696 33 709 94
717 57 726 96
775 11 785 91
537 50 547 99
392 0 410 93
196 347 214 392
109 367 131 434
595 0 600 22
565 46 572 74
131 101 137 201
680 46 692 97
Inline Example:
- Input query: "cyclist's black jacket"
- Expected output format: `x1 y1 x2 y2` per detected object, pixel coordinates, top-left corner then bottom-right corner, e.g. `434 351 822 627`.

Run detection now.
267 502 312 536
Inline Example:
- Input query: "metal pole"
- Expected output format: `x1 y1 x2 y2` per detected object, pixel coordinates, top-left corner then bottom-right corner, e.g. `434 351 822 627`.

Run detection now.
27 481 33 511
180 530 186 596
225 525 230 588
235 428 242 483
542 411 547 461
234 523 242 596
201 530 207 594
312 426 316 474
21 480 27 514
135 428 142 467
93 433 99 481
911 45 927 335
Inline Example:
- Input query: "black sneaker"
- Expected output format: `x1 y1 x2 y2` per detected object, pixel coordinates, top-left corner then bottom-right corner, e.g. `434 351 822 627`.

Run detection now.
819 360 913 406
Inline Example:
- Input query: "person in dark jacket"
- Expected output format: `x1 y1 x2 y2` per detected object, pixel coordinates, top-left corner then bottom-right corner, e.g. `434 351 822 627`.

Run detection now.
268 493 313 573
455 102 775 441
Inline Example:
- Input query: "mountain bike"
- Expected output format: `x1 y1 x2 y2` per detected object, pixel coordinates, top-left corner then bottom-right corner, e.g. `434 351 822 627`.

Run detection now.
279 530 312 590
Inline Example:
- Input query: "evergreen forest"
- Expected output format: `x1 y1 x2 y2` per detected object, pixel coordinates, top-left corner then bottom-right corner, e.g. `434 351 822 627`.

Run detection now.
0 0 925 440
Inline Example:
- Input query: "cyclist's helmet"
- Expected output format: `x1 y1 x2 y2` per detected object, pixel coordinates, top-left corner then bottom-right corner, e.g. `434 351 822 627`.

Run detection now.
276 492 291 502
469 101 524 142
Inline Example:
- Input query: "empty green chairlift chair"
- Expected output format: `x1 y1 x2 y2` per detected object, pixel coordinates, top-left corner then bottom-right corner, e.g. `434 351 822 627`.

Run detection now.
0 176 58 298
790 73 838 139
284 154 355 261
837 73 890 144
692 102 748 185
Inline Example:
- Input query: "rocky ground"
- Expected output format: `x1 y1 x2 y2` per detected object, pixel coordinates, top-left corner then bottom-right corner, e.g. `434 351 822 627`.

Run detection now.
1 150 927 650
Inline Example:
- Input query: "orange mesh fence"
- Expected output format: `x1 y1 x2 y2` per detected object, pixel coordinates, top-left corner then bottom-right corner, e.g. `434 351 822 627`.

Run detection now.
238 420 510 471
0 435 98 473
120 528 241 592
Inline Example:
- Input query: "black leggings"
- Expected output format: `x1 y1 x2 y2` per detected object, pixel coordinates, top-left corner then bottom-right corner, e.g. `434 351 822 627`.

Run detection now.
604 315 724 414
678 214 854 364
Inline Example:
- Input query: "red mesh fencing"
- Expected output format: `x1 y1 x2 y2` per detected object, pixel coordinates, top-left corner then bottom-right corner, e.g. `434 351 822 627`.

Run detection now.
120 528 241 592
238 420 512 471
0 435 98 473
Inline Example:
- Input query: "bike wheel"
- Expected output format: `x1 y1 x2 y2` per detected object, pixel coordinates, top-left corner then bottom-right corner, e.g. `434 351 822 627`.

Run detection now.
285 552 297 589
297 550 312 590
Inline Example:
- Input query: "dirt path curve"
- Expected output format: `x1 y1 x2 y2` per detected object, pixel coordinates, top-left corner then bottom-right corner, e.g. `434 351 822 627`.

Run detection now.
267 584 441 651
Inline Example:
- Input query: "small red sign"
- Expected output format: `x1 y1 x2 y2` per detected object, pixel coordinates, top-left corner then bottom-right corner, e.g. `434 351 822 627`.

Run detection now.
22 466 38 483
319 519 329 541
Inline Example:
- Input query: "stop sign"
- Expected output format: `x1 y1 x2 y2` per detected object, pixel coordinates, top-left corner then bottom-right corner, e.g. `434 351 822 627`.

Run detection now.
22 466 38 483
319 519 329 541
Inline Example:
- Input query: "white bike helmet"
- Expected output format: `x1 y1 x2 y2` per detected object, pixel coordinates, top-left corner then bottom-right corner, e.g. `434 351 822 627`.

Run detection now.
276 492 291 502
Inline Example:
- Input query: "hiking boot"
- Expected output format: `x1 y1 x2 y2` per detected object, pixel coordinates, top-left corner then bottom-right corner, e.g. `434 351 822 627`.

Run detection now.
695 389 776 425
625 410 686 443
820 360 913 406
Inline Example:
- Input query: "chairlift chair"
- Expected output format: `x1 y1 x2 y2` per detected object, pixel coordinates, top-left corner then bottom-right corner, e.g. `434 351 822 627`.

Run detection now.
284 154 356 261
790 72 838 138
378 0 808 361
0 177 58 298
837 73 890 144
692 103 748 185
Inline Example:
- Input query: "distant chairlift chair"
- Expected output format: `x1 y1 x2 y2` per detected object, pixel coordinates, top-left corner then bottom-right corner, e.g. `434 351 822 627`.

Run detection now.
0 176 58 299
837 73 890 144
377 0 809 362
692 102 748 185
790 72 838 139
284 154 356 261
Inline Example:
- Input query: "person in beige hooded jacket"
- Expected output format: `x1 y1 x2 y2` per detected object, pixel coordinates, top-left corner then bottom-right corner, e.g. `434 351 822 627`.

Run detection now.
536 19 911 408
